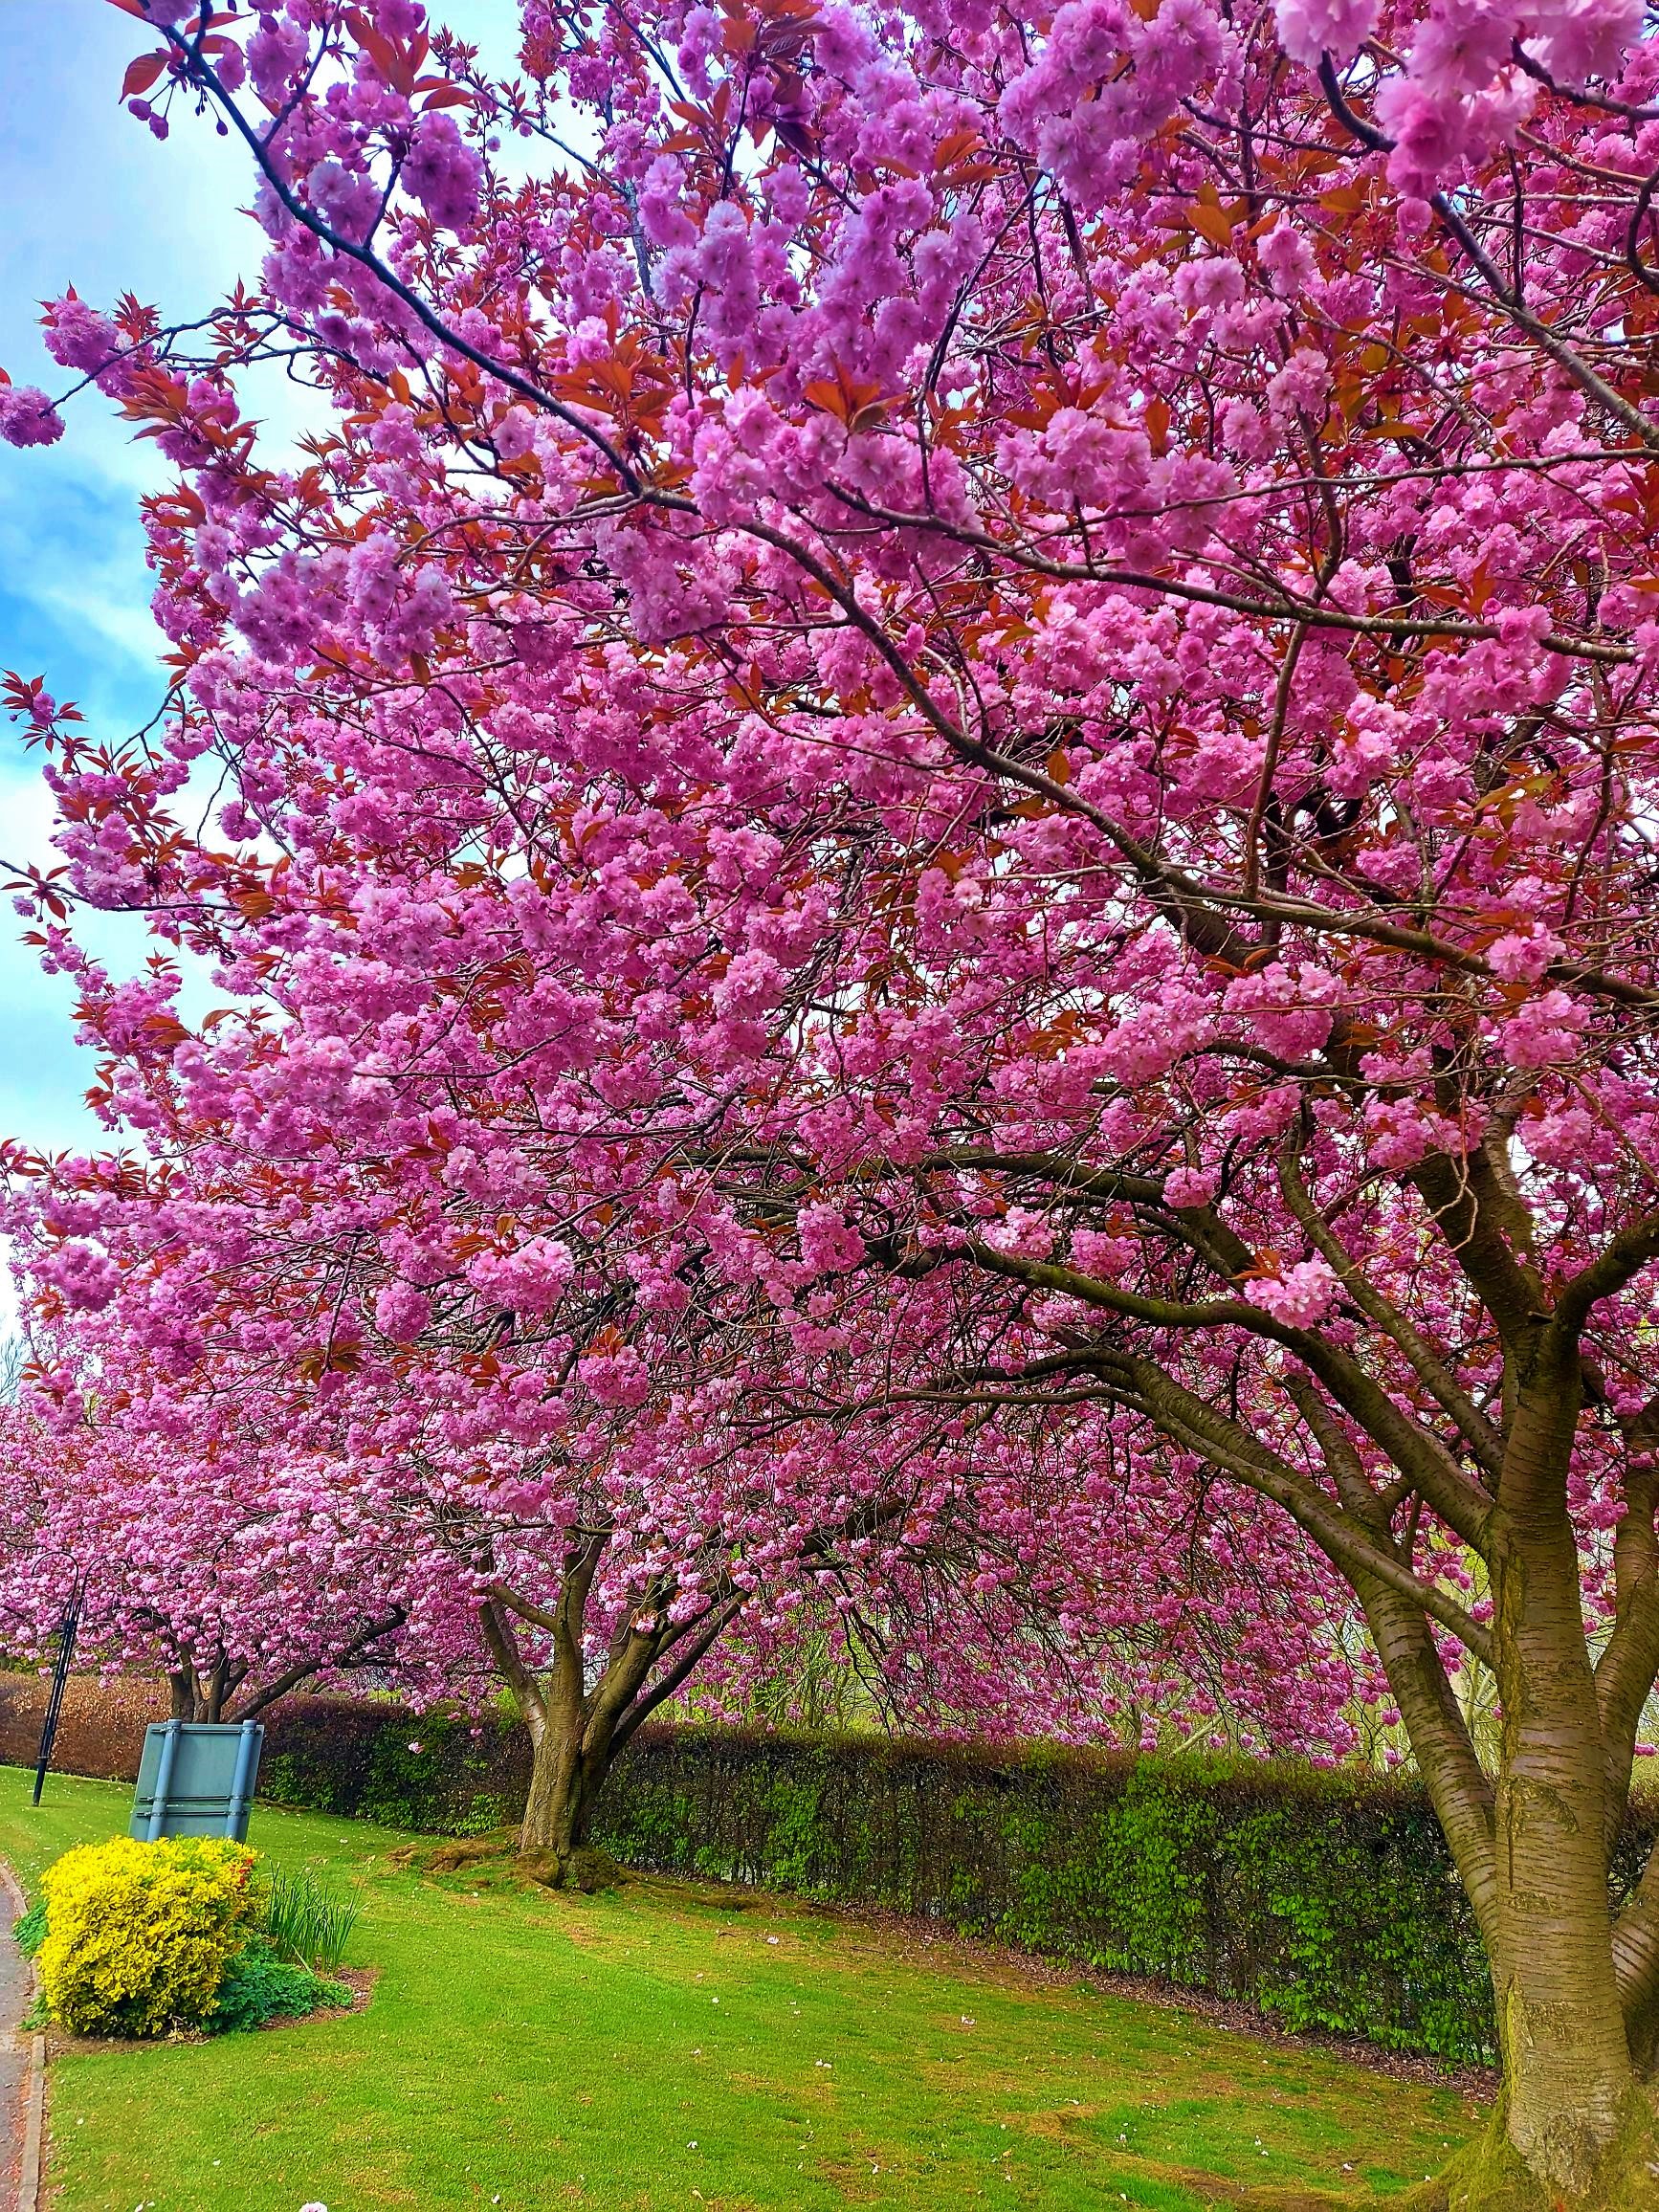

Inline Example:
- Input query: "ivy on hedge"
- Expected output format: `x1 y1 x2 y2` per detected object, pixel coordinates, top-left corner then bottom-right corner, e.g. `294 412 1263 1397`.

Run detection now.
255 1700 526 1836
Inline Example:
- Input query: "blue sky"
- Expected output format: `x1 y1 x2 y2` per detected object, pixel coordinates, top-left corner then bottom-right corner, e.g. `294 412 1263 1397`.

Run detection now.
0 4 263 1161
0 5 528 1332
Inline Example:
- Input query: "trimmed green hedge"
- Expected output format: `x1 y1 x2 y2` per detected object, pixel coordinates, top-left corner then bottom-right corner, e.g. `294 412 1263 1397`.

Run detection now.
254 1700 527 1836
251 1712 1511 2059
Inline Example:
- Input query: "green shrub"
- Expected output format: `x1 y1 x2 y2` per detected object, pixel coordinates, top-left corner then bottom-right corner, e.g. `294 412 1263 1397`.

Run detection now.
12 1895 46 1958
37 1835 260 2037
210 1940 348 2033
31 1836 360 2040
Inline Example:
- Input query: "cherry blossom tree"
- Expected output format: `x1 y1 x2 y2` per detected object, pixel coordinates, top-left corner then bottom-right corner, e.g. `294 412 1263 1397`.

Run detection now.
7 1138 1365 1872
9 0 1659 2193
0 1325 463 1723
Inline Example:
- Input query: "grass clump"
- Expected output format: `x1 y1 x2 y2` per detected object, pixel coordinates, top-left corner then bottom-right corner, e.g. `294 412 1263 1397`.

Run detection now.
387 1827 625 1891
13 1892 46 1958
210 1939 348 2033
264 1862 361 1970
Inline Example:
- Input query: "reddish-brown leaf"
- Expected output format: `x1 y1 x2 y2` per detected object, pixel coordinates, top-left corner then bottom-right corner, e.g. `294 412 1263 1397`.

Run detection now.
121 49 169 99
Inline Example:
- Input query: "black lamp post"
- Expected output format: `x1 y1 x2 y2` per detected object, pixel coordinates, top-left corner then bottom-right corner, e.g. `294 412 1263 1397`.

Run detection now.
32 1575 84 1807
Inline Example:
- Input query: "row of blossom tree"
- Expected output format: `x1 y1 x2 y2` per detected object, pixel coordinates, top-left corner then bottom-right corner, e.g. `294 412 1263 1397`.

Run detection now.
4 0 1659 2199
0 1282 1364 1803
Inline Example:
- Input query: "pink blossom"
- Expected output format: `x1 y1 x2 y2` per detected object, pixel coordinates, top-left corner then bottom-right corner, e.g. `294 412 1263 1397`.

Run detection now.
1071 1230 1139 1277
39 1241 122 1312
1222 963 1340 1058
1272 0 1377 63
1374 69 1536 198
1498 988 1591 1067
1487 925 1565 983
1163 1167 1218 1209
797 1204 866 1278
1258 224 1316 299
41 298 121 375
1525 0 1645 83
464 1238 577 1318
984 1207 1056 1259
1244 1256 1341 1327
373 1280 432 1343
401 111 483 232
0 386 63 448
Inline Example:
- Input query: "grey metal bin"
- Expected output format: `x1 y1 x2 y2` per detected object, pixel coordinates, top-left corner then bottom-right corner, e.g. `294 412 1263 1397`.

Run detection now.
129 1719 265 1842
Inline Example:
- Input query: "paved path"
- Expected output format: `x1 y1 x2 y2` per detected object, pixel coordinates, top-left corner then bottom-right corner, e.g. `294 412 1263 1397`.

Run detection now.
0 1873 39 2212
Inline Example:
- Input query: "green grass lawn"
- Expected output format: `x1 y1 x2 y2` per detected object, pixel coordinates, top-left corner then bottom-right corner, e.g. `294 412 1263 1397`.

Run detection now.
0 1765 1480 2212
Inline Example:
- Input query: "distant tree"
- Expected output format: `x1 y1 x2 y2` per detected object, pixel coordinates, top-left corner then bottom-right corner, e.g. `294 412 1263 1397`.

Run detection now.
0 1337 447 1721
0 1337 27 1406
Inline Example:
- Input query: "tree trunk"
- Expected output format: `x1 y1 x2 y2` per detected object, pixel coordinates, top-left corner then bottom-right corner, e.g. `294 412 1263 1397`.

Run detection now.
478 1565 633 1891
1478 1508 1638 2201
1451 1816 1659 2212
167 1654 240 1723
477 1567 742 1888
1404 1461 1659 2211
1439 2088 1659 2212
516 1701 619 1888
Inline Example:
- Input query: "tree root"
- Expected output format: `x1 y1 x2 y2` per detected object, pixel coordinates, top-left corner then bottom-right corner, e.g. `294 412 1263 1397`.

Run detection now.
387 1831 626 1893
1390 2090 1659 2212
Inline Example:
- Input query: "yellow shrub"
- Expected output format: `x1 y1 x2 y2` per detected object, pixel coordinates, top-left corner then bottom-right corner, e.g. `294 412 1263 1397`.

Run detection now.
37 1836 261 2037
